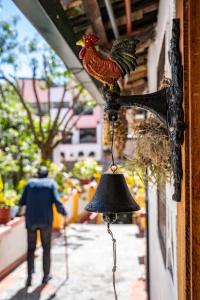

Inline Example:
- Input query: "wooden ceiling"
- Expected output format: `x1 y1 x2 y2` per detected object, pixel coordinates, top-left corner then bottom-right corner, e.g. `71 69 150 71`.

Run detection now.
60 0 159 95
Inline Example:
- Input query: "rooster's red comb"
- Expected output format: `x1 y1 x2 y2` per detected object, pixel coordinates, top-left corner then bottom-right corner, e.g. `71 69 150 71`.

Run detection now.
84 34 99 43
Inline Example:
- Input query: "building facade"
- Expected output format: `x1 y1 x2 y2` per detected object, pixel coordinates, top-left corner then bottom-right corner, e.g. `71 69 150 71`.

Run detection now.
20 79 103 165
53 106 102 164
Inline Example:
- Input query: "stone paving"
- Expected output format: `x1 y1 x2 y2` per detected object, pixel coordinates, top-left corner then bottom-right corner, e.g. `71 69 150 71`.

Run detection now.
0 224 146 300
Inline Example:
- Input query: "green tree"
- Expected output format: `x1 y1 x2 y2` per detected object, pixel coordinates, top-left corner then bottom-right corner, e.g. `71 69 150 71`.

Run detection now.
0 18 95 161
0 86 40 188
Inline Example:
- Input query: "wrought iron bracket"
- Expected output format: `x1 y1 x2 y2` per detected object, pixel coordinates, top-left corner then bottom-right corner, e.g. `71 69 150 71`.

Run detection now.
103 18 184 202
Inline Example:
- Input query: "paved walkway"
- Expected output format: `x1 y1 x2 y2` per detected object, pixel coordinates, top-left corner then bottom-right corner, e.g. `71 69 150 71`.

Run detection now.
0 224 146 300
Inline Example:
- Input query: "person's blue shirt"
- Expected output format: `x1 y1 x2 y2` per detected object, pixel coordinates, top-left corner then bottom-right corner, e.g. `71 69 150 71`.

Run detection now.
19 178 67 228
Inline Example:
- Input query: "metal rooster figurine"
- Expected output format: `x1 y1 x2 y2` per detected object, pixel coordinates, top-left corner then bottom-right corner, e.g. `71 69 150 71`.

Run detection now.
77 18 184 203
76 34 138 91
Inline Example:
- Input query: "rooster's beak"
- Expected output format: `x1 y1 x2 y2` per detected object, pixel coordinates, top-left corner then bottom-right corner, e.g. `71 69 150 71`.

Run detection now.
76 39 84 47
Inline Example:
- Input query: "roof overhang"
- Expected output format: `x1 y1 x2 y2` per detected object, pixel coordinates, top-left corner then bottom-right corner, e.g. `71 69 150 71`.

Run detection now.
12 0 104 104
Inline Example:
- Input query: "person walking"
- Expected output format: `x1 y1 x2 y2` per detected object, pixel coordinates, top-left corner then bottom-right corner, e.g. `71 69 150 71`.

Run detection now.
19 166 67 287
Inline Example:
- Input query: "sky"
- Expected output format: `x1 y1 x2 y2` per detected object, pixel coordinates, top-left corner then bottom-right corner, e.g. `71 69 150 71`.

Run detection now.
1 1 40 42
0 0 50 77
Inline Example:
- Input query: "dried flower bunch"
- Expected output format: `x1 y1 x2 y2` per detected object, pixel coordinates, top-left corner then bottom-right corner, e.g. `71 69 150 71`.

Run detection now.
102 112 111 147
103 108 128 159
127 116 171 183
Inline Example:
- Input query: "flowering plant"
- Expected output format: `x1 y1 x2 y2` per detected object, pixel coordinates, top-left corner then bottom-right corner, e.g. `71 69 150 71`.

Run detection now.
71 159 102 180
0 177 18 208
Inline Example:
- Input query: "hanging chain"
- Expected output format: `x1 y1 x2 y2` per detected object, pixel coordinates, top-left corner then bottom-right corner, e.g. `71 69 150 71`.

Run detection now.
110 116 117 173
107 223 118 300
108 117 118 298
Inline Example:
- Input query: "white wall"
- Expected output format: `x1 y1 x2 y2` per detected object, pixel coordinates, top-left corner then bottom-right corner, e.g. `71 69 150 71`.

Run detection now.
53 142 102 162
53 122 102 163
148 0 176 92
148 182 177 300
0 218 27 277
147 0 177 299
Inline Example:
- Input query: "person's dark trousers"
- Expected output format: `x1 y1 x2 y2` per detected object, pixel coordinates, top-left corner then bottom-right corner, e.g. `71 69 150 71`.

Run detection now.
27 225 52 279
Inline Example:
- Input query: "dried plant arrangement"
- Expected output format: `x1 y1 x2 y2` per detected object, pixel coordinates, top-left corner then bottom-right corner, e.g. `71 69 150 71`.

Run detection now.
102 112 111 147
103 107 128 159
126 116 172 183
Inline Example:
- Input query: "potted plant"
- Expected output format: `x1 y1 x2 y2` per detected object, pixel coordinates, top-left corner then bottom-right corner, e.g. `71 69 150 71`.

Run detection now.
0 179 18 224
71 159 102 185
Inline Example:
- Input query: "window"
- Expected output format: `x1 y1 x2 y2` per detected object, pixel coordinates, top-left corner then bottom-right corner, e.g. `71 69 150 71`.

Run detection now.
51 101 69 109
88 151 95 157
60 151 65 158
60 152 65 163
31 102 70 114
74 106 93 115
79 128 96 143
157 181 167 264
78 151 84 157
31 103 48 115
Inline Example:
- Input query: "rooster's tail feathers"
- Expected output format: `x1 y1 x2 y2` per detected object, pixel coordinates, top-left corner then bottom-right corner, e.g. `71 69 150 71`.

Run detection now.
110 38 138 77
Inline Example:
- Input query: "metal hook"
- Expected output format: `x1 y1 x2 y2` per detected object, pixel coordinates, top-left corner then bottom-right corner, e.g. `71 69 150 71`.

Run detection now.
110 164 118 173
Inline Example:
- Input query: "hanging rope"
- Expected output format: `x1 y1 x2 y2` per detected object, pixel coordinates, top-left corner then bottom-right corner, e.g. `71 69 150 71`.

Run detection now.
107 223 118 300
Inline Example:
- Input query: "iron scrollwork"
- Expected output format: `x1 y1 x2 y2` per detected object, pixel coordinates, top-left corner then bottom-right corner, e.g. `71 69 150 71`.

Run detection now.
167 19 184 201
103 18 184 202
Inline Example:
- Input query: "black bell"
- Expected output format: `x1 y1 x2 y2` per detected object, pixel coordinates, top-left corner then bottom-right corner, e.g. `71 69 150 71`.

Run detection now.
85 173 140 213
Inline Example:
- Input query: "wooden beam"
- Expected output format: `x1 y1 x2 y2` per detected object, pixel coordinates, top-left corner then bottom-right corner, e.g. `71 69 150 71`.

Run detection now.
106 11 157 40
82 0 108 46
135 54 147 66
126 65 147 81
176 0 200 299
188 0 200 298
125 0 132 35
123 84 148 95
124 78 147 90
176 1 189 299
100 0 158 22
104 3 158 31
131 23 156 37
61 0 82 10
